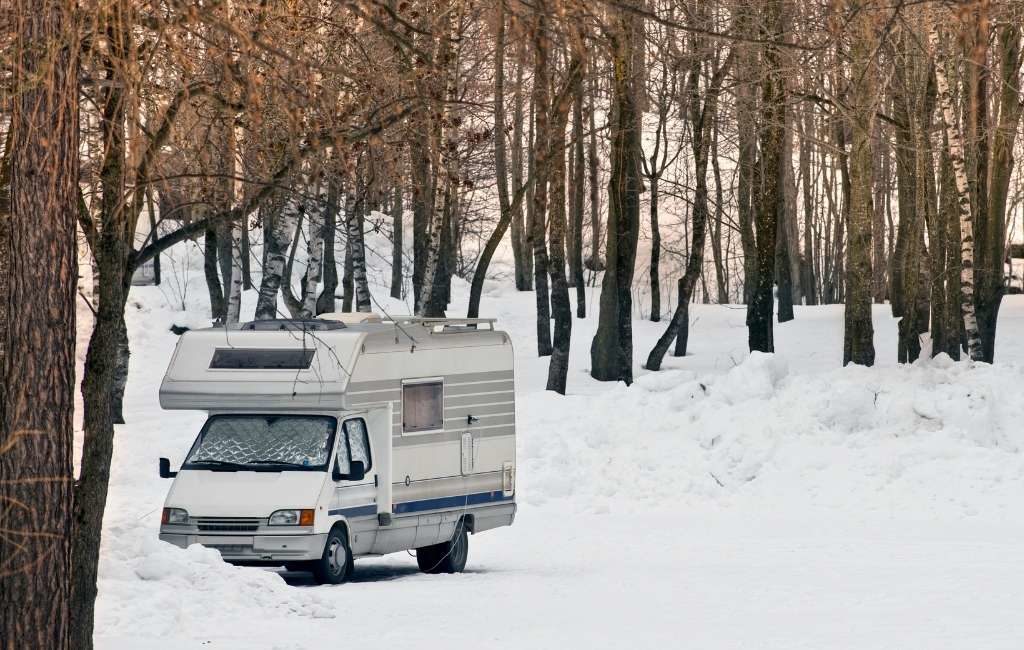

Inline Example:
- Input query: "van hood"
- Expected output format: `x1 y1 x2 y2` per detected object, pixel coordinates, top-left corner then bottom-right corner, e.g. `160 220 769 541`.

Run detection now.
165 469 327 518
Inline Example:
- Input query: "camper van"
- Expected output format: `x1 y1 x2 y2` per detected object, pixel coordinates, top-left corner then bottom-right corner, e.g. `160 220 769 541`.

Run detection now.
156 315 516 584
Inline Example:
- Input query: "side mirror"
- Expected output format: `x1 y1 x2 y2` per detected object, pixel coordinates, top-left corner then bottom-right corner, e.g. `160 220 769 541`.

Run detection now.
348 460 366 482
159 457 178 479
333 459 366 482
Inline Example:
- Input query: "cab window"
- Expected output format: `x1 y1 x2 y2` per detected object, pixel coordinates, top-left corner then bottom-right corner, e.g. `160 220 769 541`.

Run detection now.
336 418 372 474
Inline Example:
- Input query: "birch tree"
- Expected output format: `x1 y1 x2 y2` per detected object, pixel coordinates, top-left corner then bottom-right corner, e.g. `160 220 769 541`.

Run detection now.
928 16 985 362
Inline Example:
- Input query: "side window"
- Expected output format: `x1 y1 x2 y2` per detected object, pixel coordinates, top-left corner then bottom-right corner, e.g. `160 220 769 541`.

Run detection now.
402 381 443 433
337 418 371 475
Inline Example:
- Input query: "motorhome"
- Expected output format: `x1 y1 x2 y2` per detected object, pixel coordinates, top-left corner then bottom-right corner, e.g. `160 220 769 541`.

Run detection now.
156 315 516 584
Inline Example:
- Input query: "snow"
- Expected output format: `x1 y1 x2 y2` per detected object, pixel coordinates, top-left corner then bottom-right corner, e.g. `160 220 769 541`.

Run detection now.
88 238 1024 649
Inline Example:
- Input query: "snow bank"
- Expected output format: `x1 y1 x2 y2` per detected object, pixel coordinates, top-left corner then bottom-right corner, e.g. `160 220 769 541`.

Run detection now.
519 347 1024 520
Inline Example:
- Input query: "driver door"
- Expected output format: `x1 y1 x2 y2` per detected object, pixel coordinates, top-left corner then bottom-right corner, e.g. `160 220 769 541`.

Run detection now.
331 417 377 554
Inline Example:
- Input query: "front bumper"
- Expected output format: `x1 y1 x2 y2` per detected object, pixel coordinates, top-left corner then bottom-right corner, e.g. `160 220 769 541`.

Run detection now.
160 531 327 562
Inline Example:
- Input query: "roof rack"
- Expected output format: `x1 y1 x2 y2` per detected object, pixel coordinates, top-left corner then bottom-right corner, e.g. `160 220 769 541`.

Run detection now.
391 316 497 331
240 319 346 331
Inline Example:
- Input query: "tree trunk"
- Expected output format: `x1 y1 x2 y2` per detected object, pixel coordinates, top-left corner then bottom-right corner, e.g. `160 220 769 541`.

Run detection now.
571 73 586 317
390 183 403 299
203 225 226 322
529 6 553 356
317 181 340 315
799 112 818 304
0 0 78 643
546 53 580 394
225 222 244 323
348 187 372 312
747 0 784 353
843 5 879 367
300 207 324 318
978 23 1023 362
649 176 661 321
418 0 462 317
929 19 984 361
255 203 297 320
587 76 602 275
710 118 729 304
776 106 798 322
735 6 758 306
509 32 530 292
591 0 643 383
342 193 355 312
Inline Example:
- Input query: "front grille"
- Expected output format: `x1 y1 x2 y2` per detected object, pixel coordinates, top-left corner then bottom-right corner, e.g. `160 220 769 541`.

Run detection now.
195 518 261 533
206 544 251 554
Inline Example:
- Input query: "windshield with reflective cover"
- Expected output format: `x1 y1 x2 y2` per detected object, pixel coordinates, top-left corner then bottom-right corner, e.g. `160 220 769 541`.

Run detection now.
183 415 336 471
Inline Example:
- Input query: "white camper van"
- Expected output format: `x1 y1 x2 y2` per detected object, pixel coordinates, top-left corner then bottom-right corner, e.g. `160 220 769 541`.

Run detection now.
157 315 516 584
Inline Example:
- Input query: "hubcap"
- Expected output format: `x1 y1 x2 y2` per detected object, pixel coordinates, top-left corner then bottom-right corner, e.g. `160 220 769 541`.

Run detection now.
327 539 345 575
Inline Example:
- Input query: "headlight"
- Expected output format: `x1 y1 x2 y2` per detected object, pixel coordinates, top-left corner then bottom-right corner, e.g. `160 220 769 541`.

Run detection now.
269 509 314 526
161 507 189 525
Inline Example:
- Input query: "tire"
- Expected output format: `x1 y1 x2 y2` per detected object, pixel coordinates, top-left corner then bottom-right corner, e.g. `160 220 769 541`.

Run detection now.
416 520 469 574
311 528 352 585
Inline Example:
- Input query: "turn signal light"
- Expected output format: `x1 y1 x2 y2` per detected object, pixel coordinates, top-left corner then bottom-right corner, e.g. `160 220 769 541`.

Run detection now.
299 509 315 526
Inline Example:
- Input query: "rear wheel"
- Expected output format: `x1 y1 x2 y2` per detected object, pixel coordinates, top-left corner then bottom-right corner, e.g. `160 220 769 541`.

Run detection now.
416 520 469 574
311 528 352 585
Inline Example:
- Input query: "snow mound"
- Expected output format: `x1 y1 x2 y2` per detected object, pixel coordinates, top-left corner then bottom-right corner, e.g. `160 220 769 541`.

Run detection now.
518 352 1024 518
99 524 335 639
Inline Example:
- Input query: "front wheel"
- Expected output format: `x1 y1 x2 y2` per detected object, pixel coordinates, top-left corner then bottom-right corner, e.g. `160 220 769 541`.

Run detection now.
417 521 469 574
311 528 352 584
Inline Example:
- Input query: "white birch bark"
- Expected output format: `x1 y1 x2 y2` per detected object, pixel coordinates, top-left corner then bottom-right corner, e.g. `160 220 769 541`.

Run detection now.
225 221 243 323
928 19 985 361
301 208 324 318
348 203 372 312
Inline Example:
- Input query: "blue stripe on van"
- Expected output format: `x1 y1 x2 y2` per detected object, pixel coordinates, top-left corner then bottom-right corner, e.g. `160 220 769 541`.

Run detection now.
393 490 511 514
328 491 512 519
328 504 377 518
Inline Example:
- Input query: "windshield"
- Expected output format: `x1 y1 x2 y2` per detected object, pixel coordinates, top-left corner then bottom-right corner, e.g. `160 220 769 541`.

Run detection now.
183 415 336 471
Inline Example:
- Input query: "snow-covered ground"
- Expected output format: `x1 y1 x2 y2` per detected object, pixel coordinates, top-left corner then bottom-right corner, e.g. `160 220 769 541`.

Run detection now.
87 240 1024 649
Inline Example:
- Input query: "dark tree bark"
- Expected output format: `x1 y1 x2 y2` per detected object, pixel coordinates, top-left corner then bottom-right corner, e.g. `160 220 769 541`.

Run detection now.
342 193 355 312
842 3 879 367
735 5 759 306
391 183 404 299
591 0 643 383
530 6 553 356
976 23 1023 361
203 225 226 322
570 71 586 317
145 188 161 285
799 111 818 305
72 3 140 645
317 181 341 315
710 116 729 304
586 75 602 276
747 0 784 353
0 0 78 644
545 39 584 394
509 32 531 292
